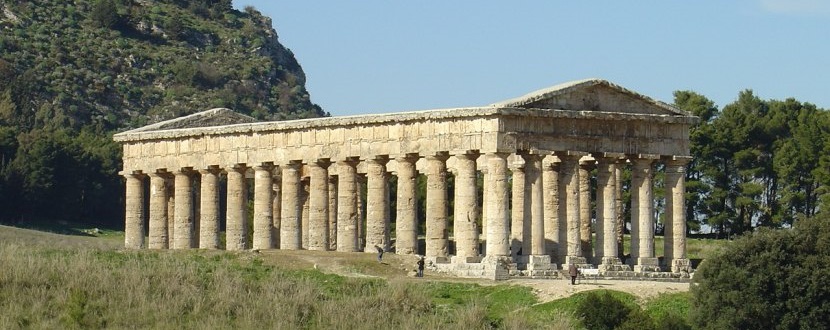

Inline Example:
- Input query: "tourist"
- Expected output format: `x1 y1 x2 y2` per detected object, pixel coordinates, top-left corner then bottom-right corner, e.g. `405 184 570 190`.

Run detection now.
417 256 425 277
568 264 580 285
376 245 384 262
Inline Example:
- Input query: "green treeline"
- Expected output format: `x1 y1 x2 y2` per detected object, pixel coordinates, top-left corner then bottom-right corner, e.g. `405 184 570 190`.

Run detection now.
0 0 325 226
675 90 828 236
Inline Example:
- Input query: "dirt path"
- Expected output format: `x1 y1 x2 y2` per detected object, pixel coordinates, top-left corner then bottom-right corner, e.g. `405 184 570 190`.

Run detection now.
507 278 690 302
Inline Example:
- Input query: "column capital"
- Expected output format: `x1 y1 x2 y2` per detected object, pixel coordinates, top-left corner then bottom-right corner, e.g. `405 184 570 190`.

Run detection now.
338 156 360 167
148 169 172 178
425 151 450 162
283 160 303 170
394 153 420 163
308 158 331 169
663 155 693 166
579 157 596 168
366 155 390 165
121 170 146 179
253 162 275 172
226 163 248 173
198 166 222 176
452 149 480 159
171 167 194 175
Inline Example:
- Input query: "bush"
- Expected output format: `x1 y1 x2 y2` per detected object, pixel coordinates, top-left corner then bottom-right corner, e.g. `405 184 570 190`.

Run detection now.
691 216 830 329
576 291 640 330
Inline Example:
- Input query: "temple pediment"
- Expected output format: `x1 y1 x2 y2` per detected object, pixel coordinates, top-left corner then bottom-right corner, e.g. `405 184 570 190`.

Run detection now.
124 108 257 133
490 78 688 116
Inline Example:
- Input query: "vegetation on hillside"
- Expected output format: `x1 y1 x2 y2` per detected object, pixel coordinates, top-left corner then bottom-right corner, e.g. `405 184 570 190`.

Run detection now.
0 0 326 226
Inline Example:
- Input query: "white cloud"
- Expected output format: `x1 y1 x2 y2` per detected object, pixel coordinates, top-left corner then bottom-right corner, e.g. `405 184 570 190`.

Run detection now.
760 0 830 16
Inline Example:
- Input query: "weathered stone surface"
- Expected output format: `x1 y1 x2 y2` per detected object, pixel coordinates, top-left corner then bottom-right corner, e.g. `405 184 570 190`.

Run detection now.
253 164 275 250
123 172 145 249
280 161 302 250
365 156 389 252
199 167 221 249
226 165 248 251
336 159 359 252
579 159 593 258
148 172 170 249
485 153 510 257
453 151 479 259
395 154 419 255
173 169 195 249
425 153 449 259
308 159 330 251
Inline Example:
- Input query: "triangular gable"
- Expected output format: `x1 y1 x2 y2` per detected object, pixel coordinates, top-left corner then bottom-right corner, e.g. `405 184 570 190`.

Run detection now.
125 108 257 133
490 78 690 116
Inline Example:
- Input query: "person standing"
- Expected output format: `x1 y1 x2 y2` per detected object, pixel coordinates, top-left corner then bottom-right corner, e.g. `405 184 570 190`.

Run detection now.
417 256 425 277
568 264 580 285
375 245 384 263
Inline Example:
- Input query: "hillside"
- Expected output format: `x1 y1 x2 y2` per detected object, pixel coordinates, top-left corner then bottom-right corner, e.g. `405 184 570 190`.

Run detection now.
0 0 326 226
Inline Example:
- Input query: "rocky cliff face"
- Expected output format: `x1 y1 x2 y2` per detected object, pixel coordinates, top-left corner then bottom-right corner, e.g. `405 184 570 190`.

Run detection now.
0 0 326 132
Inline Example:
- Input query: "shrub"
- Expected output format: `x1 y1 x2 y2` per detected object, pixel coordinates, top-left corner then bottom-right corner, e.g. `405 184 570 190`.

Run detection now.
575 291 637 330
691 216 830 329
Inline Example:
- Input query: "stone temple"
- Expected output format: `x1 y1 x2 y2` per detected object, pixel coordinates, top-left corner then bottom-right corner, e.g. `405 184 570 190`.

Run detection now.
115 78 698 280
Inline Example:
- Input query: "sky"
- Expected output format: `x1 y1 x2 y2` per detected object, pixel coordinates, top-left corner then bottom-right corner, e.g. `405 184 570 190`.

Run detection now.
232 1 830 116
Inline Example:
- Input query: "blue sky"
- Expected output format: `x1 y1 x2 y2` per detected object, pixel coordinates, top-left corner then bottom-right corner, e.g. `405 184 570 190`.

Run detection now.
232 1 830 116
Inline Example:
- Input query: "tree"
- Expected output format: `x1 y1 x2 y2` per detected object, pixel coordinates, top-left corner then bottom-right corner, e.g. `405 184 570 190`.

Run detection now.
691 215 830 329
90 0 120 29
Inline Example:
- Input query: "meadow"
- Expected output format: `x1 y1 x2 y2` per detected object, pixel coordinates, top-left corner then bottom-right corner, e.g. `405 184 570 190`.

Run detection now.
0 225 720 329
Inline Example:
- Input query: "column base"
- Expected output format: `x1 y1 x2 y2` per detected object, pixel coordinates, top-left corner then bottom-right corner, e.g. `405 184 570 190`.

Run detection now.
633 257 662 272
671 258 692 274
451 255 483 264
526 255 554 270
426 256 450 264
597 257 632 272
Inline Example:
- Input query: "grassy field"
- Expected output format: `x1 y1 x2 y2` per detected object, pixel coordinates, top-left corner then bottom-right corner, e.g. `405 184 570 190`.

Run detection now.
0 225 712 329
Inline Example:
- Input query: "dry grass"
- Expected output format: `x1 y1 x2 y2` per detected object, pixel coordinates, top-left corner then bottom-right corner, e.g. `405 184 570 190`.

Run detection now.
0 226 577 329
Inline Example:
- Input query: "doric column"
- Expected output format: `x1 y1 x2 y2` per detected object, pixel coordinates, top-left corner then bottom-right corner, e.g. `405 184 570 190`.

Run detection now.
453 151 480 261
166 176 175 244
365 156 390 252
485 152 510 257
509 160 526 257
123 172 146 249
559 152 584 265
595 155 622 267
280 161 303 250
396 154 419 255
226 164 248 251
253 164 275 250
543 157 561 260
199 167 221 249
308 159 331 251
614 158 625 258
337 158 359 252
148 171 170 249
579 159 593 259
631 155 659 271
173 168 195 249
521 153 545 256
301 178 310 249
425 153 450 260
328 175 338 250
664 156 692 273
271 170 282 248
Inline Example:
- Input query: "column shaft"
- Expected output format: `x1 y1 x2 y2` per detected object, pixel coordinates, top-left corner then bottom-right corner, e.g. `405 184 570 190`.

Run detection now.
425 154 449 259
454 152 480 260
271 171 282 248
524 154 545 256
396 155 419 255
337 159 359 252
579 160 593 258
226 165 248 250
631 157 656 267
328 176 338 250
365 157 389 252
280 162 302 250
124 173 145 249
485 153 510 257
308 159 331 251
253 165 275 250
665 157 690 272
510 164 526 257
543 160 560 259
148 172 169 249
173 169 194 249
560 154 582 260
595 157 618 263
199 168 221 249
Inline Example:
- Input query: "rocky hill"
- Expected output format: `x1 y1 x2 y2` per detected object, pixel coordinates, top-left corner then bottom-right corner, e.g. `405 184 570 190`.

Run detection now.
0 0 326 226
